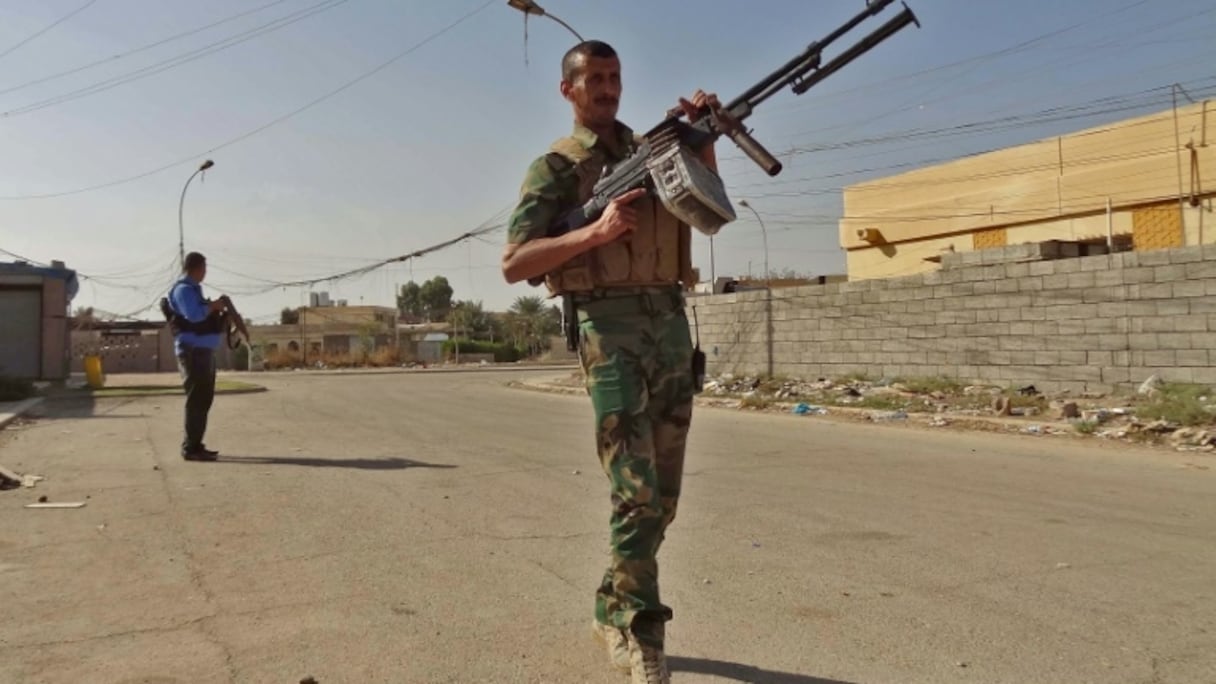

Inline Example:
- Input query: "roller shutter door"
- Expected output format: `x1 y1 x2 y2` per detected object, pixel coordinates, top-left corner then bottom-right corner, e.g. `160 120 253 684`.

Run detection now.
0 288 42 379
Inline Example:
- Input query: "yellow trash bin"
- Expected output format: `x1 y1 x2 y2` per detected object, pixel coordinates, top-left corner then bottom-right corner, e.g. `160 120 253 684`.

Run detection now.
83 355 105 389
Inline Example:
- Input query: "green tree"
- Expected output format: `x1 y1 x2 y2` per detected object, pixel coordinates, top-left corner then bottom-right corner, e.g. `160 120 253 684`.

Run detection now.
397 281 423 319
419 276 453 321
280 307 300 325
449 300 489 339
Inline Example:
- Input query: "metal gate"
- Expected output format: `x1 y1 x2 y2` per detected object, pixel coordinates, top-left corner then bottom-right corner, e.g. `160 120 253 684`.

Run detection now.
0 287 42 379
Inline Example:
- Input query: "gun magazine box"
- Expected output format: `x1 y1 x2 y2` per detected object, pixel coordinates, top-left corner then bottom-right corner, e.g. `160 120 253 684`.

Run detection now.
647 146 736 236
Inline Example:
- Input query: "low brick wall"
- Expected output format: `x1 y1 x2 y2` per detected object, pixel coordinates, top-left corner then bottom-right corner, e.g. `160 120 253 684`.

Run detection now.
689 243 1216 393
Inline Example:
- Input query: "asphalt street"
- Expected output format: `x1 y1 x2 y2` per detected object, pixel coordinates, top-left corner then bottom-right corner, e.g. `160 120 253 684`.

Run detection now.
1 369 1214 684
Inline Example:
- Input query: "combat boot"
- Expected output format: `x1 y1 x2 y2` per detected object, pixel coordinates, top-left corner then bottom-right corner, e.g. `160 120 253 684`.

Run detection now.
591 620 631 672
627 632 670 684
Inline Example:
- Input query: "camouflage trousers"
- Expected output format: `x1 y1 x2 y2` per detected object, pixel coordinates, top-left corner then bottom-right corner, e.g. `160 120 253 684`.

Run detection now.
575 288 695 650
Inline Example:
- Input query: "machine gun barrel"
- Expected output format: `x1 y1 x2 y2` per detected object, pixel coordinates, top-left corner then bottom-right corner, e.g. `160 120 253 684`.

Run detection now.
695 1 918 175
725 0 899 116
791 5 920 95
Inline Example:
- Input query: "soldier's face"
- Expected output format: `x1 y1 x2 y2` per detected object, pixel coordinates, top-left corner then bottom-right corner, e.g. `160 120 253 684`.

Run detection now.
563 55 621 127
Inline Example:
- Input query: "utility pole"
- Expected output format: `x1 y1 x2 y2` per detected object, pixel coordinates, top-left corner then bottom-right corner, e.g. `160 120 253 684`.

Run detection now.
1172 83 1194 242
739 199 774 378
300 293 307 368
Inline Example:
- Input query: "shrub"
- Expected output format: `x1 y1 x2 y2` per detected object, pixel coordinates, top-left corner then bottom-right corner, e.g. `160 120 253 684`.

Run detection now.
0 374 36 402
442 339 524 363
1136 383 1214 427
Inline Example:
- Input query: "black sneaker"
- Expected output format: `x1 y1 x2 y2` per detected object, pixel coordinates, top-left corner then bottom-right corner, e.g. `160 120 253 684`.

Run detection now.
182 448 218 461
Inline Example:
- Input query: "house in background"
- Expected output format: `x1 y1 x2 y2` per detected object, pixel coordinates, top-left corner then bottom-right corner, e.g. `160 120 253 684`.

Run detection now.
0 260 78 381
840 101 1215 280
251 304 399 362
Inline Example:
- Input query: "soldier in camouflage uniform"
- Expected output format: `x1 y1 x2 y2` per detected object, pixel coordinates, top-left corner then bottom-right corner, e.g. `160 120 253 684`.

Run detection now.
501 39 722 684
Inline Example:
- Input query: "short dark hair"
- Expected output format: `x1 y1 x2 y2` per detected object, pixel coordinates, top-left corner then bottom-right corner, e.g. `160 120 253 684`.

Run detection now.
183 252 206 272
562 40 617 82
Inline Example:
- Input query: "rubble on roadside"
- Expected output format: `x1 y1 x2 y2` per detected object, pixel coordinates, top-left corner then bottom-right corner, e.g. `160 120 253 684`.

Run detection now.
692 371 1216 450
548 366 1216 450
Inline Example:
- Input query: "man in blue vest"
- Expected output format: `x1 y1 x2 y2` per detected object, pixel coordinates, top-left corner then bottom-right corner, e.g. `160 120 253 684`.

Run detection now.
166 252 226 461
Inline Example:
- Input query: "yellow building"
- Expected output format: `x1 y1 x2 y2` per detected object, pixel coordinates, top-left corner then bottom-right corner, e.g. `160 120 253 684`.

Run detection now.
840 101 1215 280
252 305 397 360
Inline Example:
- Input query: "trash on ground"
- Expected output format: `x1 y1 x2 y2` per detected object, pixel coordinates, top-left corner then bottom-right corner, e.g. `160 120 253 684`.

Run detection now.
792 403 828 416
0 464 33 490
25 501 87 509
1139 374 1165 396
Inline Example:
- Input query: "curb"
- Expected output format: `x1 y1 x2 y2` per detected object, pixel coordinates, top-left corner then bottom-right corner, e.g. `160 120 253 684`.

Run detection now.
85 386 269 400
245 364 581 378
0 398 45 430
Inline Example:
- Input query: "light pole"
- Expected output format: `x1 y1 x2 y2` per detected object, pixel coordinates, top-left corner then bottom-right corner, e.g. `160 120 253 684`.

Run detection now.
738 199 770 286
506 0 584 40
179 159 215 268
738 199 774 378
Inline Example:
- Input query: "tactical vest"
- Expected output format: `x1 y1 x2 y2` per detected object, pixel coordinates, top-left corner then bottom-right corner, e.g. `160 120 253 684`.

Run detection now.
159 296 223 337
541 136 695 295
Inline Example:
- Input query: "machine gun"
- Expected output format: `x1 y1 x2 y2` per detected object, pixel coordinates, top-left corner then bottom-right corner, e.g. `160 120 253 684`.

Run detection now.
542 0 920 242
159 294 250 351
547 0 920 352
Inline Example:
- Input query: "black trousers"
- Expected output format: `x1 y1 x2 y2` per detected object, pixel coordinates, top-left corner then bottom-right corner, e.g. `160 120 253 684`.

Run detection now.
177 346 216 453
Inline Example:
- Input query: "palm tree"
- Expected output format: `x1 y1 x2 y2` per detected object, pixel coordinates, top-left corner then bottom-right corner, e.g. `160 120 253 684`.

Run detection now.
509 296 561 357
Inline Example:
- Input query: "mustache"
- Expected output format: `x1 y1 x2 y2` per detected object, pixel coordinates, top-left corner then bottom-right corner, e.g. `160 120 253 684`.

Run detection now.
594 97 618 106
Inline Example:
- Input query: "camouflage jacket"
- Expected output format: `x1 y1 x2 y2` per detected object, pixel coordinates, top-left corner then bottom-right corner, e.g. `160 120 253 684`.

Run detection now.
507 121 638 245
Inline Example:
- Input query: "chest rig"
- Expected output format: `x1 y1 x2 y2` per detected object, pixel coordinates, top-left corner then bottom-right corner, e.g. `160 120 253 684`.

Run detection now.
542 135 695 296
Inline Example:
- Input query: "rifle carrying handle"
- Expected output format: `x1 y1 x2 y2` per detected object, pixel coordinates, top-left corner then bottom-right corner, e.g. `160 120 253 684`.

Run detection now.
726 128 782 176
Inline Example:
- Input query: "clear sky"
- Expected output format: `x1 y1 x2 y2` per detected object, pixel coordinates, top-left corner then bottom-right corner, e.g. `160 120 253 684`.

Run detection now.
1 0 1213 323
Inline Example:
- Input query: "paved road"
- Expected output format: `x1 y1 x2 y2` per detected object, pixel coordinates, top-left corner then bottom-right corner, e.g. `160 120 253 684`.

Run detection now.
2 370 1214 684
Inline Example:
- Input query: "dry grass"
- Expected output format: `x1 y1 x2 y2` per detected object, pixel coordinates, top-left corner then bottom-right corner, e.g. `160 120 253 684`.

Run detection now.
1135 383 1215 426
894 376 964 395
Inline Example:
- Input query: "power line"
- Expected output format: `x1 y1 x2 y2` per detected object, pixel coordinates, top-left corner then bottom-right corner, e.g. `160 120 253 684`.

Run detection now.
758 0 1206 123
0 0 351 119
0 0 497 201
238 222 507 294
758 79 1216 162
771 0 1163 137
202 201 511 297
0 0 295 97
0 0 99 62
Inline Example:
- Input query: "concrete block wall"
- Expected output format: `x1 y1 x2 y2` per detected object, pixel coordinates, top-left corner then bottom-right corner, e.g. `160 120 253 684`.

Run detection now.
689 244 1216 393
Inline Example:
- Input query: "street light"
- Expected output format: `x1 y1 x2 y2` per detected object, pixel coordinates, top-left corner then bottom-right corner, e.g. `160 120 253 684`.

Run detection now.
179 159 215 268
737 199 770 287
506 0 584 41
738 198 774 378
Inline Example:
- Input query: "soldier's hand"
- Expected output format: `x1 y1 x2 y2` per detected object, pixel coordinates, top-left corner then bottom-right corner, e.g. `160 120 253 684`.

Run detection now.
677 90 721 122
591 188 647 245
